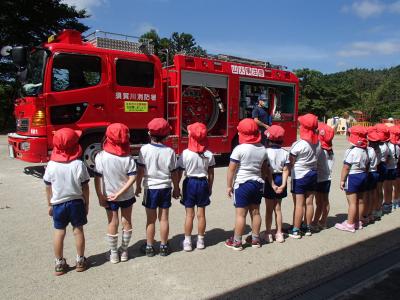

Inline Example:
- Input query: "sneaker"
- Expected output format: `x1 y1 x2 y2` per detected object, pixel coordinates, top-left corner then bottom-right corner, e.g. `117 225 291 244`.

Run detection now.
275 233 285 243
225 237 243 251
120 250 129 262
76 256 87 272
55 258 69 276
382 203 392 214
196 238 205 250
355 221 363 230
335 221 356 233
245 235 262 248
110 251 119 264
264 233 274 243
183 239 192 252
145 245 156 257
304 226 312 237
289 229 302 239
159 244 170 256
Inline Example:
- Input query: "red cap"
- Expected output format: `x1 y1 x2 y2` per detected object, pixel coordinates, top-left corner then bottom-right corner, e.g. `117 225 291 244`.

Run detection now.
389 126 400 145
367 126 380 142
103 123 130 156
265 125 285 142
187 122 208 153
348 125 368 148
50 128 82 163
376 123 390 142
148 118 171 137
318 123 334 150
237 118 261 144
298 113 318 144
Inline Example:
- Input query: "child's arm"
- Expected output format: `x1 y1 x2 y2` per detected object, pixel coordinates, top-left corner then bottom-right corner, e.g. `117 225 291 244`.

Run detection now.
82 182 89 214
278 165 290 193
227 162 238 198
208 167 214 196
262 160 276 190
340 164 350 190
94 176 107 207
177 169 183 183
45 185 53 216
135 166 144 196
108 175 136 201
171 170 181 199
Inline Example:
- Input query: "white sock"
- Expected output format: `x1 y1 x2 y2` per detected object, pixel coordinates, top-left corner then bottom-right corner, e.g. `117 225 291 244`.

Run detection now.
198 235 204 240
107 233 118 253
184 235 191 242
121 229 133 251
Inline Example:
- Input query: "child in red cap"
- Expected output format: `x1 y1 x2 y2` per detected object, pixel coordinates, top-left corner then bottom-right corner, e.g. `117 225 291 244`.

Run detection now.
366 127 380 222
177 122 215 251
43 128 90 275
312 123 335 230
335 126 369 233
383 126 400 212
289 113 320 239
225 118 273 250
135 118 180 257
94 123 137 263
376 124 390 216
394 126 400 209
263 125 290 243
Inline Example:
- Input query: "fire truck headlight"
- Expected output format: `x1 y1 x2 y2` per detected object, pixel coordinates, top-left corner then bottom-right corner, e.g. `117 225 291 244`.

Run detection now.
20 142 30 151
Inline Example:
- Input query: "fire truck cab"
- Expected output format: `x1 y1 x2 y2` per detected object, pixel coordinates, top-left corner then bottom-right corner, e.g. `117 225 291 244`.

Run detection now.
7 29 299 170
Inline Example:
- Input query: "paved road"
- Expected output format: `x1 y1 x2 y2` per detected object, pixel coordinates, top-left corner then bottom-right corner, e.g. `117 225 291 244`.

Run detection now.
1 134 400 299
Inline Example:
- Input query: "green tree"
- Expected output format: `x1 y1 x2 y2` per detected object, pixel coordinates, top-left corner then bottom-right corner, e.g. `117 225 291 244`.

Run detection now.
0 0 89 130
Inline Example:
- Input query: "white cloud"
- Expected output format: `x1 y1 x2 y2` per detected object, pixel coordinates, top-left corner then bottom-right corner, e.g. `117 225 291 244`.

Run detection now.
342 0 400 18
338 40 400 57
62 0 107 12
134 23 159 36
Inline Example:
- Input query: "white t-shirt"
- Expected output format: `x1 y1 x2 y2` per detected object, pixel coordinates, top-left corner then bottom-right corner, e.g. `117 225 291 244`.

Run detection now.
290 140 321 179
230 143 268 188
379 143 389 163
367 146 378 172
344 147 369 174
266 147 290 174
43 160 90 205
317 149 334 182
94 151 136 201
178 149 215 178
137 143 177 189
386 142 399 169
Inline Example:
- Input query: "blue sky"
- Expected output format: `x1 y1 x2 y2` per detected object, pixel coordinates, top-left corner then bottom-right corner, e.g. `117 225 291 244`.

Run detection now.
63 0 400 74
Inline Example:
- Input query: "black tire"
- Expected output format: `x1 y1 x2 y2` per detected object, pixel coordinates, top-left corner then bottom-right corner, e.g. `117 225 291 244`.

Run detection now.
80 133 104 173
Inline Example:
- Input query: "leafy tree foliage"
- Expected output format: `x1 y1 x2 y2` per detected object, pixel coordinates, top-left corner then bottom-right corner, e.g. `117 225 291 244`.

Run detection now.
0 0 89 130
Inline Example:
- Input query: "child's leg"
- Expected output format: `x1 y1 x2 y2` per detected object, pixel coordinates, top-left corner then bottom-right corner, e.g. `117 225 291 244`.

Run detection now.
313 192 323 225
234 207 248 239
383 180 393 205
73 226 85 257
184 207 195 237
377 181 384 210
305 191 315 226
120 206 133 254
292 193 296 225
158 207 169 245
358 192 366 223
293 194 305 229
197 207 206 236
265 199 274 234
346 192 358 225
274 200 283 234
393 178 400 205
106 209 119 235
145 208 157 245
320 193 330 226
54 229 66 259
249 204 261 237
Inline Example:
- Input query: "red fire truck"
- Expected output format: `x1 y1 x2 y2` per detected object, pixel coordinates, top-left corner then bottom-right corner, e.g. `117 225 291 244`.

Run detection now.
6 30 299 170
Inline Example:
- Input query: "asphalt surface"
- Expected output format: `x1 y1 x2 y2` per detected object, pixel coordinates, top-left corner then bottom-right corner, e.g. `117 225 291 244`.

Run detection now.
1 134 400 299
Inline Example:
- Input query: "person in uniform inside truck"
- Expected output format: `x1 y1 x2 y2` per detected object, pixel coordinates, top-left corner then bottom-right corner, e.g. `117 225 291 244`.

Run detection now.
252 94 271 145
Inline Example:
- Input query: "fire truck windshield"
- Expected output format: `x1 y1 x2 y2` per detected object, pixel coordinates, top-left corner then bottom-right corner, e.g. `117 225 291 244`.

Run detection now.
21 49 46 97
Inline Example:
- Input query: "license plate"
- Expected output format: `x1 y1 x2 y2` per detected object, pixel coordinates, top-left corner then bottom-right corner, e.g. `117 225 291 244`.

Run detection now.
8 145 15 158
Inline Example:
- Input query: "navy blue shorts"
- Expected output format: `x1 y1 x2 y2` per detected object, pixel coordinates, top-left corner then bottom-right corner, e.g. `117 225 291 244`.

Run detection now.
106 197 135 211
378 163 387 182
397 167 400 178
316 180 331 193
52 199 87 230
142 188 172 209
291 170 317 194
181 177 210 208
345 173 368 193
386 168 397 181
264 173 287 199
366 172 379 190
233 180 263 208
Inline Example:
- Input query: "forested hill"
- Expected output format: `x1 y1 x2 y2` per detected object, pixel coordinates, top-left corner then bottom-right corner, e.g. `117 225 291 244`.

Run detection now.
295 66 400 122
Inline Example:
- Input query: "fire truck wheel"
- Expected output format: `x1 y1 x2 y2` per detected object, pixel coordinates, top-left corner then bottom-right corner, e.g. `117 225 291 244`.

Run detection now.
80 134 103 173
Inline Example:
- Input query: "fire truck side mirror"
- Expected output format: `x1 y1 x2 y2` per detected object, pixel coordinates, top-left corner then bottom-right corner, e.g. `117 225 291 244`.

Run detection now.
11 46 28 69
